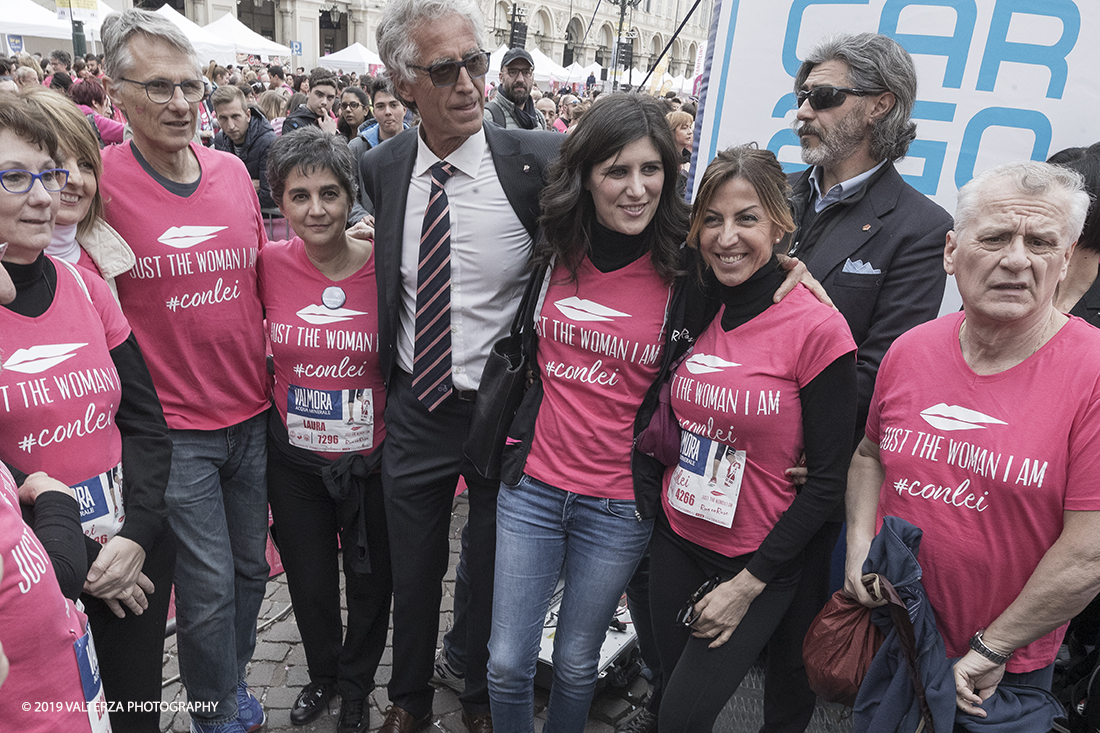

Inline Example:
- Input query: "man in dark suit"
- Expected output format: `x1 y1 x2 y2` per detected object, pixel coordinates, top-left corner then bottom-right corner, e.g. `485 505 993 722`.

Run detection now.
359 1 560 731
765 32 952 733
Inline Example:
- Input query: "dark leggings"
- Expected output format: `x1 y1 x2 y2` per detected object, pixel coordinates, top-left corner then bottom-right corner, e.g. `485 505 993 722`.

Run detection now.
650 529 797 733
267 450 393 700
83 526 176 733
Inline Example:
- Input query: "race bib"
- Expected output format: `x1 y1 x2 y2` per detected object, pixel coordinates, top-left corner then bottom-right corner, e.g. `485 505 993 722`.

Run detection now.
666 430 744 528
74 623 113 732
72 463 125 545
287 385 374 453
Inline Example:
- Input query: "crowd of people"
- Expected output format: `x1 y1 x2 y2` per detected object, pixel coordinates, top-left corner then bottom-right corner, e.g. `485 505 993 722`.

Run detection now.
1 2 1100 733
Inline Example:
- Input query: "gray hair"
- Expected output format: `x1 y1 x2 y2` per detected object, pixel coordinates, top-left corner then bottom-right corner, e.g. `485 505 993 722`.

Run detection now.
955 160 1090 244
266 125 358 207
102 8 202 95
795 33 917 162
376 0 486 93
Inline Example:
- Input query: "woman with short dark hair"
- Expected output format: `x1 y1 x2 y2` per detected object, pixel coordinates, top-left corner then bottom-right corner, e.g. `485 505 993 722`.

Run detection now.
261 126 392 733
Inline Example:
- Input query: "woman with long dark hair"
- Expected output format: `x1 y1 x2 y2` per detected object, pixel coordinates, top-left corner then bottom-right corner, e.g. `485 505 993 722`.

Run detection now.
488 93 691 732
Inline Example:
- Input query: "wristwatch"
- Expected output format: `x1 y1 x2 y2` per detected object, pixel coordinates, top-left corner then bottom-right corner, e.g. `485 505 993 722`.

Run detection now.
969 629 1012 665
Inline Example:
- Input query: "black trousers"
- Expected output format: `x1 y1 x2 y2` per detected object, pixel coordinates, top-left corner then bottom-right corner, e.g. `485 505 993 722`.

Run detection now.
762 520 842 733
649 529 797 733
267 450 392 700
83 525 176 733
381 370 498 716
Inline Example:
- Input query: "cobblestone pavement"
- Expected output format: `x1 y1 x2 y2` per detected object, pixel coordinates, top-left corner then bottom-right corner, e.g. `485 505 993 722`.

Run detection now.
159 495 643 733
159 494 854 733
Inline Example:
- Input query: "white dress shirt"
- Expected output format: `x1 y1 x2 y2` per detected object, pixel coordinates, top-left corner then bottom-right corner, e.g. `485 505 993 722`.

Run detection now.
397 125 533 391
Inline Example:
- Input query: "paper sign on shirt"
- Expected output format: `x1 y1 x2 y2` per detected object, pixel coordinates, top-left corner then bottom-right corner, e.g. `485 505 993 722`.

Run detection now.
666 430 744 528
286 385 374 452
74 624 112 732
72 462 125 545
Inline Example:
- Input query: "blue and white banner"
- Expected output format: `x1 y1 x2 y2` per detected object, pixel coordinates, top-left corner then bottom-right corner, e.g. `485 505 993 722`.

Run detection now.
693 0 1098 214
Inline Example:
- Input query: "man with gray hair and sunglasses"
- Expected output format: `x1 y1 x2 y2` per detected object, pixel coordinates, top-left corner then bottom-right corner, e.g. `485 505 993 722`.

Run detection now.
99 9 271 733
762 32 953 733
359 0 560 731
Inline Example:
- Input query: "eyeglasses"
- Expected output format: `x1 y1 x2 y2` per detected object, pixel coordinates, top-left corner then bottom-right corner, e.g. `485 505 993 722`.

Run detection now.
119 77 207 103
340 101 362 110
0 168 69 194
410 51 490 88
676 575 722 628
503 66 533 78
795 85 878 111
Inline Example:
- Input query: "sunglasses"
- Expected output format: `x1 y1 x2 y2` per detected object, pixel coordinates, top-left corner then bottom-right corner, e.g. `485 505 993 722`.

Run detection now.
340 101 362 110
676 575 723 628
795 85 877 111
410 51 490 88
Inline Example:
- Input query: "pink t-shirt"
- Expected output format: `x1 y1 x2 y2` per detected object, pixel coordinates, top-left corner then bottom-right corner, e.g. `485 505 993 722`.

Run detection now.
100 142 269 430
524 257 671 500
0 465 98 733
258 238 386 458
867 312 1100 672
0 260 130 545
662 286 855 556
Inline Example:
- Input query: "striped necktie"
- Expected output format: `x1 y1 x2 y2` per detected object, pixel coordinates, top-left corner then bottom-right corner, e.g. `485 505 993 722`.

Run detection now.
413 160 456 411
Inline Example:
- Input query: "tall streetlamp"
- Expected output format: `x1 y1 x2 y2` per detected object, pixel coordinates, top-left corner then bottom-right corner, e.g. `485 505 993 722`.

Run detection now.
610 0 641 90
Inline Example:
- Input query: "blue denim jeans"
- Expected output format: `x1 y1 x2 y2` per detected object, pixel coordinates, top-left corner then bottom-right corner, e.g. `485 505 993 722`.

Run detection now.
488 473 653 733
164 411 270 725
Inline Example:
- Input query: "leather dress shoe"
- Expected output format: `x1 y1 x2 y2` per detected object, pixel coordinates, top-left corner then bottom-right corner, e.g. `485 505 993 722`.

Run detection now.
378 705 431 733
290 681 334 725
461 709 493 733
337 697 369 733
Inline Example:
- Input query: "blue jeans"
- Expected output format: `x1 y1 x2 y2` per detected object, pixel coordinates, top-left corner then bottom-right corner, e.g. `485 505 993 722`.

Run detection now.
488 474 653 733
165 412 270 725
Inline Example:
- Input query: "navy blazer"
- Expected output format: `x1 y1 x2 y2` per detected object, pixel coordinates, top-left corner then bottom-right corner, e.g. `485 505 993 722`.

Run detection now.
359 122 561 386
789 163 952 442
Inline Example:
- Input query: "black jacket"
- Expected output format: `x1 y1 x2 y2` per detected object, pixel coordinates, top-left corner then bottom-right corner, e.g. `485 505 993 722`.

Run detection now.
500 248 716 520
281 103 320 136
214 105 276 209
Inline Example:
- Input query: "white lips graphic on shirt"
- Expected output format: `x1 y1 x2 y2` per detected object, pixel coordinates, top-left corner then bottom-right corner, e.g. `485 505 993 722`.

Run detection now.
684 353 741 374
158 226 228 249
296 304 368 325
919 403 1007 432
553 296 631 322
2 343 88 374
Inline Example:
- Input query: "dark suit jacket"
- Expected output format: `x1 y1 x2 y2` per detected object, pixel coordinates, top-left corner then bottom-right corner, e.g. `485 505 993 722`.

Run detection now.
359 122 562 384
789 162 952 443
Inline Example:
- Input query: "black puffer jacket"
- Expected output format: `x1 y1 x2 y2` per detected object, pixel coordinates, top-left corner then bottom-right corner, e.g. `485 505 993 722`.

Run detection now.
214 105 276 209
281 103 320 136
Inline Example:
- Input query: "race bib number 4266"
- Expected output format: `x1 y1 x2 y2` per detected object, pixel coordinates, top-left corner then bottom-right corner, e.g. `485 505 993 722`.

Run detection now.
666 430 744 528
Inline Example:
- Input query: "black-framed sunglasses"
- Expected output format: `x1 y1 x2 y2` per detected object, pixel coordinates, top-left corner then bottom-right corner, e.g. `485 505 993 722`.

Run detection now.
0 168 70 194
410 51 490 88
676 575 722 628
796 85 878 111
120 77 208 103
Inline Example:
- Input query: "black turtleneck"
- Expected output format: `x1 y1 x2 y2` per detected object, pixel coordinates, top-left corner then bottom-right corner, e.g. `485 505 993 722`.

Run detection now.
589 220 650 273
2 254 173 580
660 256 857 584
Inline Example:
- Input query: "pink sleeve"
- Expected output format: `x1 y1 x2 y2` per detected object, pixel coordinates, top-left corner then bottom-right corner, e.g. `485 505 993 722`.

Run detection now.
95 114 125 144
1065 376 1100 511
793 296 857 387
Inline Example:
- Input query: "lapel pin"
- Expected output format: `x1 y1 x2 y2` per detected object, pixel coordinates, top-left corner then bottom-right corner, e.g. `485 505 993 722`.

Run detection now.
862 224 871 231
523 164 530 173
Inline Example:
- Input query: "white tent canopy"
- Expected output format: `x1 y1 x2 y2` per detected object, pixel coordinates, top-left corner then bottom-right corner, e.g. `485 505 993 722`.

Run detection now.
204 13 290 59
1 0 74 41
317 42 382 74
154 4 235 66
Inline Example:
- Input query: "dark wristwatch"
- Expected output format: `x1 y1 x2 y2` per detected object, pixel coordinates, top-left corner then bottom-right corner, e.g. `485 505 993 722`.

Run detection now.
969 629 1012 665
